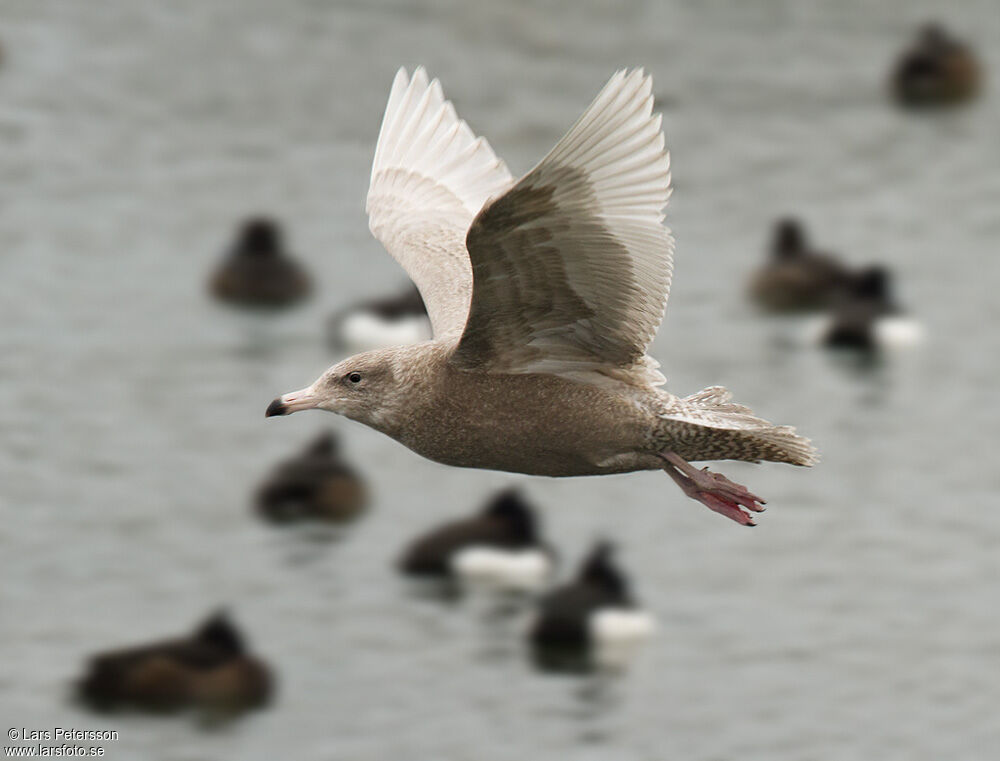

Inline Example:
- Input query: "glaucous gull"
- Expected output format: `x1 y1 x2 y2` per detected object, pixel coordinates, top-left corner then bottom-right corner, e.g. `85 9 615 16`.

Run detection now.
267 68 816 525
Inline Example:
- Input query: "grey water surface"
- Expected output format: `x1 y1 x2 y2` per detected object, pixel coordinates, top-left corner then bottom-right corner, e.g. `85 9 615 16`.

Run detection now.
2 1 999 759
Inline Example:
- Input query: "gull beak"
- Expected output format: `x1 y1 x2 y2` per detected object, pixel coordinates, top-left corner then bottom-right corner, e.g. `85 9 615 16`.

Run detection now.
265 387 321 417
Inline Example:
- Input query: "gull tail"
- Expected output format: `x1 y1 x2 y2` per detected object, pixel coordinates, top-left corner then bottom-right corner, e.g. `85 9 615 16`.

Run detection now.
657 386 819 466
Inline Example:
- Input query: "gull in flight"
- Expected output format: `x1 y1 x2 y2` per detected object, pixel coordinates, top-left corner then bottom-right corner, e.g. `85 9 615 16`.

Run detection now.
267 67 816 526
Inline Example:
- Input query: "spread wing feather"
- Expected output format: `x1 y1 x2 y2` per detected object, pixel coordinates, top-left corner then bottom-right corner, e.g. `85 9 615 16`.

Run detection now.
450 69 673 386
366 67 513 340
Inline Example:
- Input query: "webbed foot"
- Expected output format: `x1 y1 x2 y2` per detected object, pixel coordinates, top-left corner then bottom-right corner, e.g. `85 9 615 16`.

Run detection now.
659 451 766 526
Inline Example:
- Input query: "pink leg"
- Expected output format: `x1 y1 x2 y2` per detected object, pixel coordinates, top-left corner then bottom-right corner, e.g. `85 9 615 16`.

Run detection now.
659 451 766 526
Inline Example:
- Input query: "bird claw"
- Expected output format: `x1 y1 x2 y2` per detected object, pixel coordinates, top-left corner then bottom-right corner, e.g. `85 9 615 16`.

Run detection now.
693 491 761 527
660 452 767 526
693 469 766 509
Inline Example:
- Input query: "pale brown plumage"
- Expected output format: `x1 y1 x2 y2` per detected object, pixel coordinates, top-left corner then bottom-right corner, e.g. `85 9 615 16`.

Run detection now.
268 67 816 525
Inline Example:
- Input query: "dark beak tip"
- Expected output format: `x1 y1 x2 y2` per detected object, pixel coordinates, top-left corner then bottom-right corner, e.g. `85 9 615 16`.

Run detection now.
265 398 288 418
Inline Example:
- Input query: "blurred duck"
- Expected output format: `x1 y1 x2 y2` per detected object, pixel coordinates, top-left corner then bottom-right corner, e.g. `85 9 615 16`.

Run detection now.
256 431 368 524
77 611 273 713
529 542 655 672
210 217 310 308
328 284 431 353
749 219 855 312
892 23 981 108
819 266 923 352
398 488 554 592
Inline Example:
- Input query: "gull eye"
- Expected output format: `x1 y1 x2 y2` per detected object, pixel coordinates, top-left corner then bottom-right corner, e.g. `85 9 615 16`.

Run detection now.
347 372 362 384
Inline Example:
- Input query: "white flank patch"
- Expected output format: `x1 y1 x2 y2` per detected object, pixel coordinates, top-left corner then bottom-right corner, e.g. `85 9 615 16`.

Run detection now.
337 312 432 352
451 546 553 593
797 314 924 351
589 608 657 670
874 316 924 349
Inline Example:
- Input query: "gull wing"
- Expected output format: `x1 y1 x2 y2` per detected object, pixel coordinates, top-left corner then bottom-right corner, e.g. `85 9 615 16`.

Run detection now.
450 69 673 386
366 67 514 340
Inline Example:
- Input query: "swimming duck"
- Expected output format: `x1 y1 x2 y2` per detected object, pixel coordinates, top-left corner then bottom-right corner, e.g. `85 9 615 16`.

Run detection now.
77 611 273 713
210 217 310 308
529 542 655 672
398 488 555 592
328 284 431 353
892 23 981 108
255 431 368 524
821 266 923 351
749 219 855 312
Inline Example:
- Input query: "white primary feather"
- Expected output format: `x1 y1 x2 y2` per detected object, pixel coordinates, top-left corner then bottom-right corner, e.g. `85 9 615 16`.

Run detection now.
452 68 673 387
366 67 514 341
450 546 553 592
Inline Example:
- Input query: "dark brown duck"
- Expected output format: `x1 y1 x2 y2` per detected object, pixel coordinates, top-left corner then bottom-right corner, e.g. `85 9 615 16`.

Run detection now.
749 219 856 313
210 217 310 308
891 23 981 108
77 611 273 713
256 431 368 523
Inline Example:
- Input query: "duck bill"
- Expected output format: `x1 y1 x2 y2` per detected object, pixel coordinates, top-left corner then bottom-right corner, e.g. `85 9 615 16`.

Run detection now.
265 387 321 417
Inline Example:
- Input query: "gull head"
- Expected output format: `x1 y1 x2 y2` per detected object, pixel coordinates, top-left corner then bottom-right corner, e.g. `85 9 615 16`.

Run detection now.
265 348 403 429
